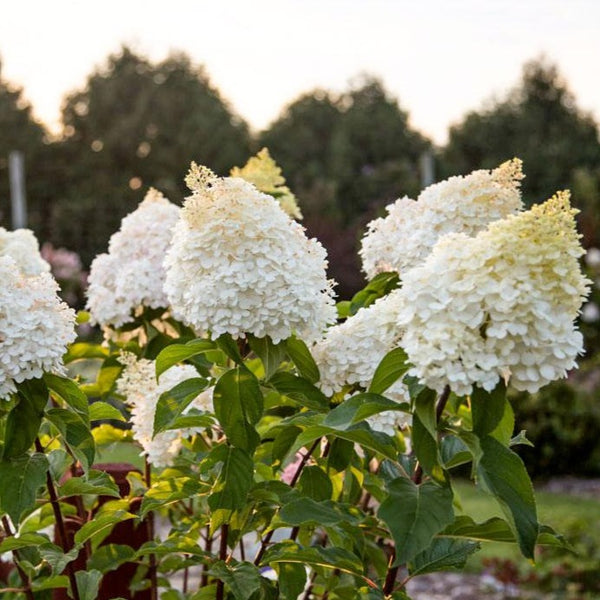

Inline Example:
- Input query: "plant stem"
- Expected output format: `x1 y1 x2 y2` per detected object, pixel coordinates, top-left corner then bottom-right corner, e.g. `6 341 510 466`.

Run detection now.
384 386 451 595
216 523 229 600
35 438 81 600
1 517 35 600
254 438 321 565
201 524 212 587
144 457 158 600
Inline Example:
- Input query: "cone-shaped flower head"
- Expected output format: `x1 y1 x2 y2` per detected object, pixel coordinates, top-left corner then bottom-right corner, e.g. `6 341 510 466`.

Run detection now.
164 164 337 343
0 227 50 276
360 159 524 278
86 188 181 328
0 256 76 399
117 353 213 468
396 191 590 396
231 148 302 220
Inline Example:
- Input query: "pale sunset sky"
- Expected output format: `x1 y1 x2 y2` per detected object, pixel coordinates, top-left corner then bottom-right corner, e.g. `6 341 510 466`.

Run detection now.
1 0 599 144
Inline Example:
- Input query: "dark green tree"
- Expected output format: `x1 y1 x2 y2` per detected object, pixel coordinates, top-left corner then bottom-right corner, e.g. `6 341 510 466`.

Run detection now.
52 46 253 265
441 58 600 219
0 60 51 236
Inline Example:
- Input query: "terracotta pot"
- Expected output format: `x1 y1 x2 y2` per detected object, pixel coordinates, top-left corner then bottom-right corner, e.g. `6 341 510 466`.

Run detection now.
53 462 151 600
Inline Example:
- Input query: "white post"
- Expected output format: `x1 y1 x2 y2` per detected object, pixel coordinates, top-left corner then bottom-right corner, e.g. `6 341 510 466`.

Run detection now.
9 151 27 229
420 150 435 189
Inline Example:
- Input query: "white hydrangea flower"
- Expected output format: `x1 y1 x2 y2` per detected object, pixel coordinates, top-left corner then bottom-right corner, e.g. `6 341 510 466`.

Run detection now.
0 256 76 400
0 227 50 276
86 188 180 328
397 191 590 396
360 159 523 279
164 164 337 343
312 292 410 432
117 353 212 468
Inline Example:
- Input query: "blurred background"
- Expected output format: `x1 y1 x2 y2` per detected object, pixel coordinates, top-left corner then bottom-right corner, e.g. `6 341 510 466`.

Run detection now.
2 2 600 593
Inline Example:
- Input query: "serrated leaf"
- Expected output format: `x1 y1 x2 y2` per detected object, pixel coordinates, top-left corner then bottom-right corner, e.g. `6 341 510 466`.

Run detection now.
440 515 516 543
89 401 125 422
0 453 49 523
87 544 136 573
248 335 287 380
213 367 263 453
476 435 538 559
44 373 89 424
75 569 102 600
378 478 454 565
208 445 254 511
153 377 209 436
46 408 95 471
209 561 262 600
409 538 479 576
140 477 208 517
284 337 320 383
73 510 136 547
269 372 329 412
324 393 409 430
368 348 409 394
58 470 121 499
155 338 215 378
4 378 48 458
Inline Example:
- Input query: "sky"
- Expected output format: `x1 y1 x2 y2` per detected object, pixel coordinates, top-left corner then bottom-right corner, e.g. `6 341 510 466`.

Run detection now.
1 0 599 144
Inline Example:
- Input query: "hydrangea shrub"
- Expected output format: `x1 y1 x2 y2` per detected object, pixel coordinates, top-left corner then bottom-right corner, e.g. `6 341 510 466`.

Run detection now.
0 155 589 600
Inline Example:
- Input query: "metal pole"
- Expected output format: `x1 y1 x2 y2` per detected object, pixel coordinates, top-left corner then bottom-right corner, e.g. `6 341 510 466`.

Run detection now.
420 150 435 189
9 151 27 229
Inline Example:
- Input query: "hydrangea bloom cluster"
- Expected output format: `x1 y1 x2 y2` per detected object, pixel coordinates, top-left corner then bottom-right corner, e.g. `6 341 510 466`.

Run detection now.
0 256 76 400
164 164 337 343
86 188 180 328
117 353 213 467
230 148 302 220
0 227 50 276
396 192 589 395
360 159 524 278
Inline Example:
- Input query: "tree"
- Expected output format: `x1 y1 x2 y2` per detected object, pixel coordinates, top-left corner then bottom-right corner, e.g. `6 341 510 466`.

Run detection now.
0 60 50 236
52 47 253 265
441 58 600 218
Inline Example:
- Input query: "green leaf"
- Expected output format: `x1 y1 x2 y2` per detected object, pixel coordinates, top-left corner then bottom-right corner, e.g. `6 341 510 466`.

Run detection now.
476 435 538 559
4 378 48 458
0 532 51 552
58 470 121 499
263 542 366 581
378 478 454 565
294 425 398 461
269 372 329 412
0 453 49 523
44 373 89 424
216 333 244 364
213 367 263 453
272 426 302 465
39 544 80 575
140 477 208 517
324 393 409 430
349 272 399 315
368 348 409 394
471 383 509 439
87 544 136 573
280 498 357 526
409 538 480 576
413 388 437 439
440 436 471 470
208 561 262 600
248 335 286 380
89 401 125 422
46 408 95 471
80 365 122 398
277 562 307 600
73 509 136 548
74 569 102 600
440 516 516 543
31 575 69 592
412 411 441 481
297 466 333 501
208 445 254 511
284 337 320 384
153 377 209 436
63 342 109 363
155 338 215 378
